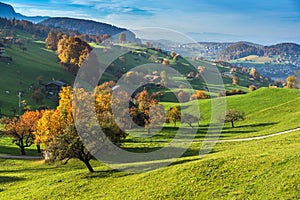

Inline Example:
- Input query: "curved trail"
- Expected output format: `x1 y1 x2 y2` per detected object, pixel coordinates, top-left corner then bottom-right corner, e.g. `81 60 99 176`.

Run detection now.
0 154 43 160
1 127 300 160
207 127 300 143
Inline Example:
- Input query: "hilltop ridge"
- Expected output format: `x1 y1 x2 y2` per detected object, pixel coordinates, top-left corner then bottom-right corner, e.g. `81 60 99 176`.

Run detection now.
0 2 48 23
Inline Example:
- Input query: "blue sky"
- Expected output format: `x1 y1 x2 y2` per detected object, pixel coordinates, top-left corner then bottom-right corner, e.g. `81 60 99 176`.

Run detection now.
2 0 300 44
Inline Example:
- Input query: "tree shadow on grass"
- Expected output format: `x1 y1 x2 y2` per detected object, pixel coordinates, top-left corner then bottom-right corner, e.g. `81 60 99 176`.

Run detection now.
233 122 278 128
168 157 201 167
0 175 25 184
221 130 259 134
0 145 42 156
121 146 163 153
193 122 279 137
83 169 132 179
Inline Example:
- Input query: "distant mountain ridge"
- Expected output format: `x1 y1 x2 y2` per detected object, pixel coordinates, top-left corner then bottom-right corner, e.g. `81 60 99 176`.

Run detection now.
39 17 136 41
0 2 48 23
217 42 300 61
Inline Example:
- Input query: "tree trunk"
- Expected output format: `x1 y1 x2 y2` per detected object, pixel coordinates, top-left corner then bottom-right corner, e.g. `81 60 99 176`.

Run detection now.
36 144 41 153
147 128 152 143
20 146 26 155
83 160 94 172
147 128 150 135
231 120 235 128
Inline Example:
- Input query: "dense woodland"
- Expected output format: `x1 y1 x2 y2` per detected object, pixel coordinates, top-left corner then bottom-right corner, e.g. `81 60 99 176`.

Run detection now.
0 18 113 43
40 17 136 41
218 42 300 61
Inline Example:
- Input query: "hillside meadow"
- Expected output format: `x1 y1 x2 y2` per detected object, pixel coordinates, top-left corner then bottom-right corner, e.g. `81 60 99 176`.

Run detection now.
0 31 74 115
0 87 300 199
0 129 299 199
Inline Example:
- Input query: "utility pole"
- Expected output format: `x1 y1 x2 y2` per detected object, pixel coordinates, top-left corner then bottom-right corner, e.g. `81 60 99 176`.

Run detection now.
18 91 21 116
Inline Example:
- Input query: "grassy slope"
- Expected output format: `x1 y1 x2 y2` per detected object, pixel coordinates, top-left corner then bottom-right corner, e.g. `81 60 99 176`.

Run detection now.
162 87 300 139
0 32 74 115
0 130 299 199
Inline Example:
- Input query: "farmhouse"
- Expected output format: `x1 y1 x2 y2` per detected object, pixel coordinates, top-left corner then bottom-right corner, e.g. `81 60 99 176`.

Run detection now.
45 80 68 97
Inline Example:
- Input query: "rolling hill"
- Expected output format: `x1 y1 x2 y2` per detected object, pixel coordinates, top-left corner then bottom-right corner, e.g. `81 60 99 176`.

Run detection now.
0 2 48 23
39 17 136 42
217 42 300 62
0 30 74 116
0 87 300 199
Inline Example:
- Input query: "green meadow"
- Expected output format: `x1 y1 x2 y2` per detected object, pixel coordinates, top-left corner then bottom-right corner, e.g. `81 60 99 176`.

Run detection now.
0 32 74 115
1 87 300 199
0 129 299 199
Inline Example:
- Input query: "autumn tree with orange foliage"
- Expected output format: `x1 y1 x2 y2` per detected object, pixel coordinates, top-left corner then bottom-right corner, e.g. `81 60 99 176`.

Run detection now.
34 86 95 171
57 36 92 74
166 106 181 127
190 90 209 101
1 110 43 155
130 89 165 141
34 83 127 172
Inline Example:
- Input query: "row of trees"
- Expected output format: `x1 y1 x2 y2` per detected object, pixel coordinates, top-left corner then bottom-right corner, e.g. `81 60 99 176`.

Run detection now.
177 90 209 102
1 80 246 172
1 82 169 172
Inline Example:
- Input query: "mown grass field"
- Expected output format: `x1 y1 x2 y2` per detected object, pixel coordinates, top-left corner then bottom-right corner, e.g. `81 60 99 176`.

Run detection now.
161 87 300 139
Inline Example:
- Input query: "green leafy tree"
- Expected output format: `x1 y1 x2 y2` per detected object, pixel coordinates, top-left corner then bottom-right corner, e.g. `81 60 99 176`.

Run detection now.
224 110 245 128
46 124 94 172
181 113 200 128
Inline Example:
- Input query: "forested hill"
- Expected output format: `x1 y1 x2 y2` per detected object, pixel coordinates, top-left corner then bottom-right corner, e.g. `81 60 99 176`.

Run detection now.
0 2 48 23
217 42 300 61
39 17 136 41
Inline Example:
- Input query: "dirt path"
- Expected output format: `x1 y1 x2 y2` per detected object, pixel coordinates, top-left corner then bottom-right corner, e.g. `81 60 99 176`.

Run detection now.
209 127 300 143
0 154 43 160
